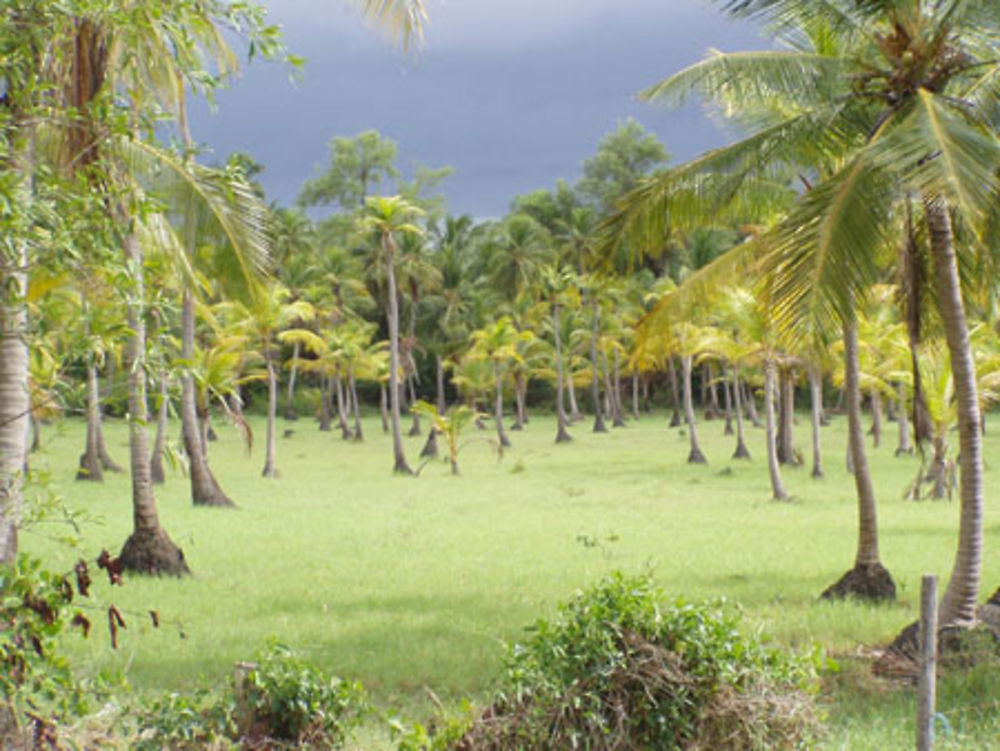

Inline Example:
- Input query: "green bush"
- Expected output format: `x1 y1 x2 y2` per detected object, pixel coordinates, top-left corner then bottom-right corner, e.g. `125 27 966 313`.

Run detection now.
131 642 368 749
242 641 369 744
446 571 821 750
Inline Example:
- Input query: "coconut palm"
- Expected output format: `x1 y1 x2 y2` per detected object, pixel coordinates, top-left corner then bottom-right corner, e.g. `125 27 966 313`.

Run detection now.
358 195 425 474
468 317 533 449
603 0 1000 625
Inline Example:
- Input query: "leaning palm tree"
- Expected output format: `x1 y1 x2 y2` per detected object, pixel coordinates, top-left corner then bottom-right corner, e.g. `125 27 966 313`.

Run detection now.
358 196 426 474
602 0 1000 627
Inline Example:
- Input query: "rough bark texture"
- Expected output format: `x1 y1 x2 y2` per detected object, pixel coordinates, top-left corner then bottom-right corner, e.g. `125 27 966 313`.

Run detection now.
731 366 750 460
682 356 706 464
118 230 187 576
928 199 983 626
824 318 894 601
764 358 788 501
261 359 278 478
809 367 824 479
180 292 234 507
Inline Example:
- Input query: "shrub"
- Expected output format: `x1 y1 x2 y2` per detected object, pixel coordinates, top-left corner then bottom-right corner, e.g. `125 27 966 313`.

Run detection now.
242 642 369 745
132 642 368 749
449 571 820 750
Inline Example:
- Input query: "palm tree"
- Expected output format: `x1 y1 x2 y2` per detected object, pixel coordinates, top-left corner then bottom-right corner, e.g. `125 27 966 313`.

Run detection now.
603 0 1000 626
469 317 532 449
358 196 425 474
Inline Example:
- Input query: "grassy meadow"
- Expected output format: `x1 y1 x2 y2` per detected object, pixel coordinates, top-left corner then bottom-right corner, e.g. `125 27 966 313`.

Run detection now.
21 405 1000 749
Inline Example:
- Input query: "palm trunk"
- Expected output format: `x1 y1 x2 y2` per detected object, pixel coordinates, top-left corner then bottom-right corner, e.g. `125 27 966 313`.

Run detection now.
77 362 104 482
386 245 413 474
407 376 421 436
731 365 750 459
631 374 640 420
668 356 682 427
612 349 626 427
117 227 187 575
928 199 982 625
682 355 706 463
150 371 169 484
821 317 895 601
869 390 882 448
777 368 798 465
896 383 913 457
512 372 526 430
284 341 300 420
93 368 123 472
349 367 364 442
318 376 332 432
0 138 31 566
435 353 446 413
379 382 389 434
809 367 824 478
744 379 762 427
589 300 607 432
764 357 788 501
180 290 233 506
261 357 278 477
553 303 571 443
706 363 721 419
494 364 511 448
335 372 352 440
567 370 582 422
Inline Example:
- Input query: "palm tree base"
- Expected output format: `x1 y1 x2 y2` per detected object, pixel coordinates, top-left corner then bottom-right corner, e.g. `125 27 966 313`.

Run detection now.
119 527 190 576
880 619 1000 680
687 447 708 464
731 442 751 460
592 416 608 433
555 428 572 444
811 465 823 479
393 460 415 475
669 411 682 428
76 452 104 482
420 430 439 458
820 562 896 603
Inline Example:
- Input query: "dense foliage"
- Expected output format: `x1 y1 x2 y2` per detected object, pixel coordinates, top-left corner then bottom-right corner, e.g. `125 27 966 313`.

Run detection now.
411 572 820 750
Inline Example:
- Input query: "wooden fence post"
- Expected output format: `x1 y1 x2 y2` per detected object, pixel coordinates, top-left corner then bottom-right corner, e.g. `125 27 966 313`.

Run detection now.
917 574 938 751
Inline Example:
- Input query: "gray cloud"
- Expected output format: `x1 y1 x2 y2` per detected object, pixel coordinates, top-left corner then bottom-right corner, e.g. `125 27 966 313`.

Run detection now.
190 1 767 217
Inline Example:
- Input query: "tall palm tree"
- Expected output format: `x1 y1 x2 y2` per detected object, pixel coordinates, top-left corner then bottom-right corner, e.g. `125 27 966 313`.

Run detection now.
358 196 425 474
603 0 1000 626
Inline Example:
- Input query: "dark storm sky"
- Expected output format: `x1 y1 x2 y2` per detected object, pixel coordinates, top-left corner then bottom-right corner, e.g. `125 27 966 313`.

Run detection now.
189 1 768 217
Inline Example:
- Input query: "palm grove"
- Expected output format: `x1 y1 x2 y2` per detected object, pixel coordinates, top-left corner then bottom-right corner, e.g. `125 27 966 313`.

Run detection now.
3 0 1000 681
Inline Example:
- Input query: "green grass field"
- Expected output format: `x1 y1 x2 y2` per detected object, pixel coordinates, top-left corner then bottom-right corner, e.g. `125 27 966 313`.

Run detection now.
21 407 1000 749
